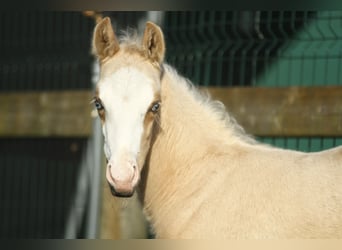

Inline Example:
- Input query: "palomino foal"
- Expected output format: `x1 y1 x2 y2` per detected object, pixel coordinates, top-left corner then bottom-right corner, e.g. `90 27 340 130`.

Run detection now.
92 17 342 238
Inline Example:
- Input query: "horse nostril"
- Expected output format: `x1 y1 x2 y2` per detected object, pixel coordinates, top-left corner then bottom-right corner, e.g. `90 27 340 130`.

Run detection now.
108 164 112 169
133 165 136 170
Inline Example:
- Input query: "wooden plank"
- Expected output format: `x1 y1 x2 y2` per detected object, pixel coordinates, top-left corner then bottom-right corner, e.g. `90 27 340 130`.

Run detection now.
0 90 93 137
206 86 342 136
0 86 341 137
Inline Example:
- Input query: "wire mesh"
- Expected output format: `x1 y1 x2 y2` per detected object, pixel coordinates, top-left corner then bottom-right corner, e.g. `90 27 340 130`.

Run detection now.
163 11 342 87
0 11 94 91
256 11 342 87
0 138 86 238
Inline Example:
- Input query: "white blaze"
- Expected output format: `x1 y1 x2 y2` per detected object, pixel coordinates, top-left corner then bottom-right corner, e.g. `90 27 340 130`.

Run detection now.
98 66 156 179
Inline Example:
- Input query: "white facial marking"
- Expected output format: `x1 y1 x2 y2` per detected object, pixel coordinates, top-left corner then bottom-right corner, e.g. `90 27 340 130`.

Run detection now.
98 66 157 180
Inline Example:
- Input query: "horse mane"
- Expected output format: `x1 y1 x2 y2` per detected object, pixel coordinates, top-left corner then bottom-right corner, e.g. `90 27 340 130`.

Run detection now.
117 28 146 56
117 28 256 145
162 64 257 144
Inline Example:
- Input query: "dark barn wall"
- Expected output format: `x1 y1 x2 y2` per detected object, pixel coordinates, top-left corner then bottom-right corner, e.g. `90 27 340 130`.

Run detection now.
0 11 94 238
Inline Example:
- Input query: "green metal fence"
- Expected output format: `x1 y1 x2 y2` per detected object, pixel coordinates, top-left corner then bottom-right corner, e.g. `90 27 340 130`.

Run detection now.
162 11 342 152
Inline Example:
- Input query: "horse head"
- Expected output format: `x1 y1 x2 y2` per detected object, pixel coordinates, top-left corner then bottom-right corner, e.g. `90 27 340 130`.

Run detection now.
92 17 165 197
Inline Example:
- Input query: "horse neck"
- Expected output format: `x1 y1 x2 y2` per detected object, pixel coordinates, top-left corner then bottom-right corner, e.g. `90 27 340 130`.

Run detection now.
139 65 244 227
156 66 232 162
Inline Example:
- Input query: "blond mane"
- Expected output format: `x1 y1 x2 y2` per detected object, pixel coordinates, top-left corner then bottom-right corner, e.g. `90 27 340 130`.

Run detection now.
161 64 256 144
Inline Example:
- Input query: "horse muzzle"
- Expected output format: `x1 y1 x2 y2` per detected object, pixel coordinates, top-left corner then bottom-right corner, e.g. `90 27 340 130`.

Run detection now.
106 159 139 197
108 182 135 197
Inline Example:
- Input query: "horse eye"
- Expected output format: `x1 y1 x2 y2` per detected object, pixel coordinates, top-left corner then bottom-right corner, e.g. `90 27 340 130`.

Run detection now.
95 100 104 110
151 102 160 113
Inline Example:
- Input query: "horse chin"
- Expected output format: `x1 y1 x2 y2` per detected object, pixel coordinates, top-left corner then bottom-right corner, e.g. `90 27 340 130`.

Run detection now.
108 183 135 198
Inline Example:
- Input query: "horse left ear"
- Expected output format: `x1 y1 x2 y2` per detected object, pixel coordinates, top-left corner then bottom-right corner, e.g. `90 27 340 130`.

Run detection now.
92 17 120 61
142 22 165 64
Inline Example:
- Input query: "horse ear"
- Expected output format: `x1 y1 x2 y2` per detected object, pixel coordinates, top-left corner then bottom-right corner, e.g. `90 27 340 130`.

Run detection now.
142 22 165 64
92 17 119 61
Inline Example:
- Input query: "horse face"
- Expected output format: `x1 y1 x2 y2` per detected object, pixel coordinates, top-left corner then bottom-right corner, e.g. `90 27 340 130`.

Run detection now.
92 18 165 197
97 65 161 197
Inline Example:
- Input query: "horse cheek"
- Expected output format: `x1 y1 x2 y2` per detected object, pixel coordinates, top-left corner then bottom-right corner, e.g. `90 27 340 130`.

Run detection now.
138 114 155 168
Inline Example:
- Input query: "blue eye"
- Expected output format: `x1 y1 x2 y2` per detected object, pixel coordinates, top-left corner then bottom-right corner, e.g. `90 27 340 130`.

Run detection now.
151 102 160 113
95 100 104 110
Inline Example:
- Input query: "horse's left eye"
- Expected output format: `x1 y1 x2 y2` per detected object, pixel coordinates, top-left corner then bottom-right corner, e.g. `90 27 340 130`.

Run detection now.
151 102 160 113
95 100 104 110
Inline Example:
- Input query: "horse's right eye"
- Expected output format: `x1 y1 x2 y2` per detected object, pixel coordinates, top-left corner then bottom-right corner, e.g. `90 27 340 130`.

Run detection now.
151 102 160 113
95 100 104 110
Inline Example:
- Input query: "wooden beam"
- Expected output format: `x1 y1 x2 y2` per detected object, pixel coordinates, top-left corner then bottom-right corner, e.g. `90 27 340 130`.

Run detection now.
0 90 93 137
207 86 342 136
0 86 341 137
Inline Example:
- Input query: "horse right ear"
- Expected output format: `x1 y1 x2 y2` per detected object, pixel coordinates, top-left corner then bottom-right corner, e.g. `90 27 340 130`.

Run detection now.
142 22 165 64
92 17 120 61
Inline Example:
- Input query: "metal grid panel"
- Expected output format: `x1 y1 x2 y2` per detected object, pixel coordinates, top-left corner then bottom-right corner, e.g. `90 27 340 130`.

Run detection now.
258 137 342 152
256 11 342 87
0 138 86 238
0 11 94 91
163 11 314 86
163 11 342 87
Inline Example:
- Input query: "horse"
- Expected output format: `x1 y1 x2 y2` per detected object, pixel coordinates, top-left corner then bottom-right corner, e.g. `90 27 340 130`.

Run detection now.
91 17 342 238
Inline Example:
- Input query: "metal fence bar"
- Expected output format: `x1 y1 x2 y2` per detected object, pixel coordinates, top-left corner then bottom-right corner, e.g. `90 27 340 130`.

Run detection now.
85 60 103 239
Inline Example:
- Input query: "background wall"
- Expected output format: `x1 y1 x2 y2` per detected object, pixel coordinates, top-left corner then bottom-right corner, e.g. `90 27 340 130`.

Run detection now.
0 11 94 238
